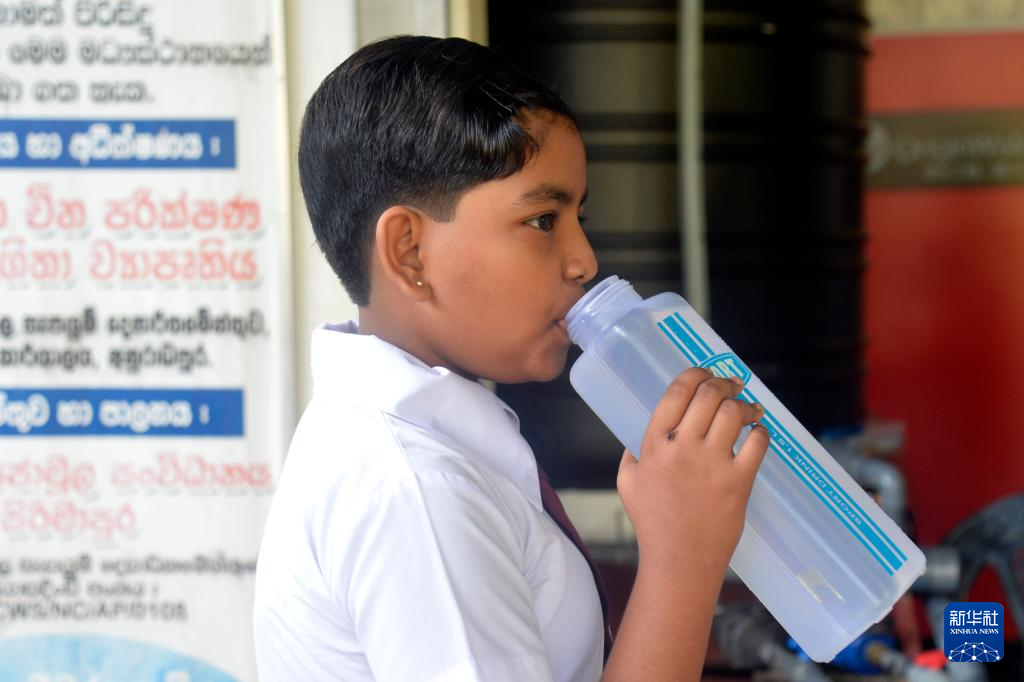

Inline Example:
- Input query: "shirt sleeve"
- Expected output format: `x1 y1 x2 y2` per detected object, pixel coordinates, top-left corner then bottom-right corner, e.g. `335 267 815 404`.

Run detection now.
326 468 557 682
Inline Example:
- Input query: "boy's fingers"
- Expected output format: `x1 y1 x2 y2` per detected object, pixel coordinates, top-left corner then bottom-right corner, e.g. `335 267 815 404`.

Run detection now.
644 368 713 444
735 424 771 490
676 376 744 440
705 400 764 450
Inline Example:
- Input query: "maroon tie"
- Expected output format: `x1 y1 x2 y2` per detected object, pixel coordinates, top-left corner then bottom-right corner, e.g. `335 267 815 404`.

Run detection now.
536 465 614 662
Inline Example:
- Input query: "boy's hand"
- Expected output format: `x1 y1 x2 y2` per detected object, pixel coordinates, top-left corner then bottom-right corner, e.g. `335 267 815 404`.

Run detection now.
605 368 770 679
617 367 770 575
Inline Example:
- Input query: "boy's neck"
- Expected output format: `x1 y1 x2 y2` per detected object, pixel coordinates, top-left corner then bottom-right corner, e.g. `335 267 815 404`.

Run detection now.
357 307 478 383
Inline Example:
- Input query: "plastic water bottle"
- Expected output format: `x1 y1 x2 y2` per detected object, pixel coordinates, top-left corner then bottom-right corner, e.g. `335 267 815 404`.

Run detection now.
565 275 926 662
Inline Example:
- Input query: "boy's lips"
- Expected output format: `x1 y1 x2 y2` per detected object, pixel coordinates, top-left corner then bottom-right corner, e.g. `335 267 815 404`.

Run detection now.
554 317 571 344
553 290 584 342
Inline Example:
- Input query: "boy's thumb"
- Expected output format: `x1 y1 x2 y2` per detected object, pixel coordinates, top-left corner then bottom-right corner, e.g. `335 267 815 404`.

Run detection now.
617 448 635 477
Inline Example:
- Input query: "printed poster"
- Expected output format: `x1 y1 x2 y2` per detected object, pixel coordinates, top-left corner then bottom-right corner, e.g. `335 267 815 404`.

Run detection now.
0 1 292 680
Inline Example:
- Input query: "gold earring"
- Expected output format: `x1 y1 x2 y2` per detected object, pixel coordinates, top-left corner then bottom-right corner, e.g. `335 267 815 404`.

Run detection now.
416 280 424 287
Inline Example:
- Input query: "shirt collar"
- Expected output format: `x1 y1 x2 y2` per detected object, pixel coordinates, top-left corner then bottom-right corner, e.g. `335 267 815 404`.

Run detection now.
310 321 543 510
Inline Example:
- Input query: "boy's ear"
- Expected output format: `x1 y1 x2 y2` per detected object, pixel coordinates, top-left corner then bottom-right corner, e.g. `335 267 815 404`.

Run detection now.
374 205 430 300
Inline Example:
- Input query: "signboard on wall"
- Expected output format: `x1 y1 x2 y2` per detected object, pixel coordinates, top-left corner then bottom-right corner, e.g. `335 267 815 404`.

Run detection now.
0 2 292 680
868 110 1024 188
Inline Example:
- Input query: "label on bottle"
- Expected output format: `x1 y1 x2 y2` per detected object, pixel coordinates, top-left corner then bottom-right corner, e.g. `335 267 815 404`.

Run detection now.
656 311 909 576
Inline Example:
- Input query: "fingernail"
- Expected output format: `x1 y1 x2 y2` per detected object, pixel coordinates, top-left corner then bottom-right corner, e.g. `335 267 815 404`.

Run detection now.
727 376 744 386
754 403 765 414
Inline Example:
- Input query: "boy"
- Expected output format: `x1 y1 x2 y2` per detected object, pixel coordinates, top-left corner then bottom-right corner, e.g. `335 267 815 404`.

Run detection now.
254 35 769 681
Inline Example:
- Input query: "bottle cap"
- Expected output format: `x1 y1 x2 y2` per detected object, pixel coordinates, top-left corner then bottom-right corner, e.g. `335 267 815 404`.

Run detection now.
566 275 642 351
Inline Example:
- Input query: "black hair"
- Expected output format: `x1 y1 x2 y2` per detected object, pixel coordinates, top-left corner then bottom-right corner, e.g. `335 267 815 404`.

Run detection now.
298 35 576 306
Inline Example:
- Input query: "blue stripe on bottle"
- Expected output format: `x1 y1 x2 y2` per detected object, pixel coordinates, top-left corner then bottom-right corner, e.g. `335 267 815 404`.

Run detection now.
759 426 895 576
759 411 902 573
662 315 710 363
734 389 897 575
761 408 909 564
656 321 692 360
736 388 906 566
657 315 904 574
672 312 714 357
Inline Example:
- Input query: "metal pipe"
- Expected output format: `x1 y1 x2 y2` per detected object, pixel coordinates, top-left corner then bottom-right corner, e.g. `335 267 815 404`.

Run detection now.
759 641 832 682
865 641 952 682
714 604 829 682
913 546 961 594
678 0 709 315
829 442 908 529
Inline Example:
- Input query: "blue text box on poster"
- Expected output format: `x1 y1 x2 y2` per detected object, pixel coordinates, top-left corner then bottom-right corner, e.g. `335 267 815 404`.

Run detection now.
0 119 236 168
0 388 243 437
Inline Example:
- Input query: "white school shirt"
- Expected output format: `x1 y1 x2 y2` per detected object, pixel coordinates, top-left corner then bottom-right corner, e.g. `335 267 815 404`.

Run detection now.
253 322 604 682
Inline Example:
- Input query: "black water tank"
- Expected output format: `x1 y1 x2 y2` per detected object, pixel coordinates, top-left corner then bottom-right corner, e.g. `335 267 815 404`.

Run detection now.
703 0 869 435
490 0 869 487
491 0 680 488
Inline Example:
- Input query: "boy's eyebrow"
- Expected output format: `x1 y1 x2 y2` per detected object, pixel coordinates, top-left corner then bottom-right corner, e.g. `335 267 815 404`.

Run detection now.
515 183 588 207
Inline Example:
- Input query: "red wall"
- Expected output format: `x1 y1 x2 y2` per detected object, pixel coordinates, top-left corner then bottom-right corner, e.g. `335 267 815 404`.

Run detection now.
866 32 1024 637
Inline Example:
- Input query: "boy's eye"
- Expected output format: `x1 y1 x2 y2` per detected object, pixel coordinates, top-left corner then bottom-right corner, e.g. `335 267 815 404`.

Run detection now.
526 213 556 232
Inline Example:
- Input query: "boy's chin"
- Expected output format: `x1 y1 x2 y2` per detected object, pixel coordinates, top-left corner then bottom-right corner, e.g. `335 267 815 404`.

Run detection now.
517 348 571 384
480 345 570 384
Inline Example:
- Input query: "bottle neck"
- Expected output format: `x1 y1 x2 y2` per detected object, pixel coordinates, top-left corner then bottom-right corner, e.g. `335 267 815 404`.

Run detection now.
566 276 643 352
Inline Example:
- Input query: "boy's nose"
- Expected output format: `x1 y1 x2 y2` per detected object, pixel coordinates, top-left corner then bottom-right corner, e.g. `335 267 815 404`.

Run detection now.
564 223 598 284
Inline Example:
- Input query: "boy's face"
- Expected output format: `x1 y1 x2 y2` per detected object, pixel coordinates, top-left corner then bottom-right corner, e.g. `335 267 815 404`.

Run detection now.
420 113 597 383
